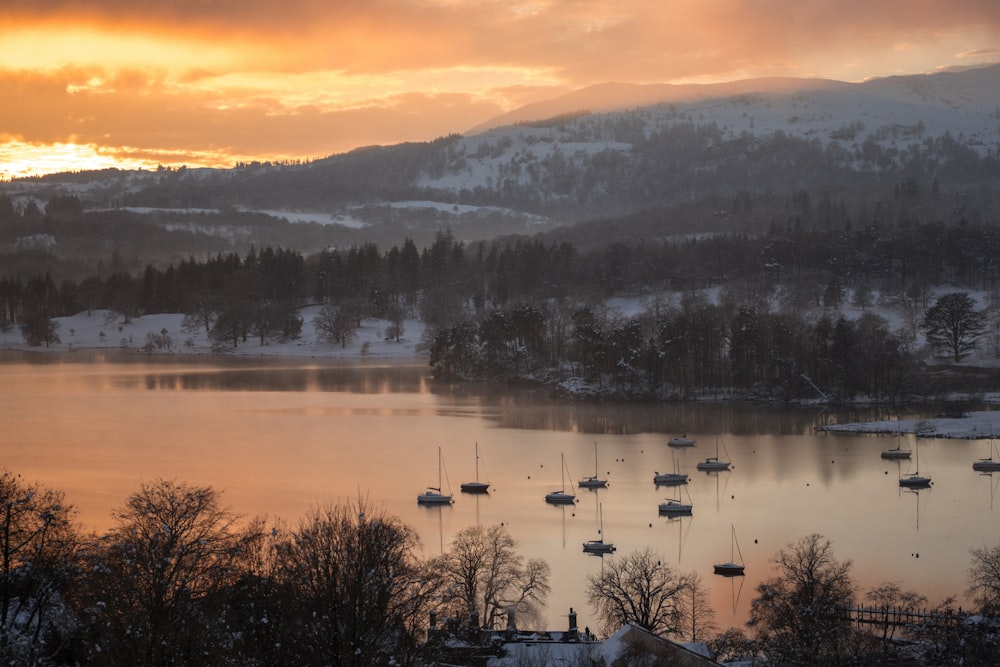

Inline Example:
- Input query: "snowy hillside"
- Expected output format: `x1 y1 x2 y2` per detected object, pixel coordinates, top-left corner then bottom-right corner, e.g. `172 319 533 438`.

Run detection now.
420 65 1000 195
3 64 999 255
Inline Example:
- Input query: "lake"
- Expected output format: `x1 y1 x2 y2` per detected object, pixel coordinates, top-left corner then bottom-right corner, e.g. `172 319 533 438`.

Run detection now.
1 351 995 633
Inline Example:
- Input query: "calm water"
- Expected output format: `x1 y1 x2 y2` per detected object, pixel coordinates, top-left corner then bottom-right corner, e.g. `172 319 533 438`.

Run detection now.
2 352 997 632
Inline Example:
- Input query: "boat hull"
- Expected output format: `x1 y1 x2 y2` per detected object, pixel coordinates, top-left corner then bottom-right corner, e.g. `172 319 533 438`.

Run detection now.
714 563 745 577
578 476 608 489
696 458 730 471
668 437 696 447
658 502 692 516
654 473 688 485
417 491 453 505
545 491 576 505
881 449 911 460
973 460 1000 472
899 475 931 489
583 540 615 554
460 481 490 493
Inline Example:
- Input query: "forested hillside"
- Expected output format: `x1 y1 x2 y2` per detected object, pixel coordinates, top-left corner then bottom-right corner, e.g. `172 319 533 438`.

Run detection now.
3 66 1000 402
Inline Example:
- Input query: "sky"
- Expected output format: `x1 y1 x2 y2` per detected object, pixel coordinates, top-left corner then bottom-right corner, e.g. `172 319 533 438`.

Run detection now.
2 0 1000 179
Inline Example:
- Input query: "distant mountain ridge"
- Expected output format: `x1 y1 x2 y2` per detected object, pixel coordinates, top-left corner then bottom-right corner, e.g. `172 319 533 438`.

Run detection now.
3 64 1000 260
470 64 1000 133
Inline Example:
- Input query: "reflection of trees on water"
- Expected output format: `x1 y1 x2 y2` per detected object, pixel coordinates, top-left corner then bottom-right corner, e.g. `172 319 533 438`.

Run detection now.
483 401 878 437
130 364 429 393
124 364 973 438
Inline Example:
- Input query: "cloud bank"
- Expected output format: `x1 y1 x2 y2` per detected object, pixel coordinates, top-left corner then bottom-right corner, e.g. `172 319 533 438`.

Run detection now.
2 0 999 175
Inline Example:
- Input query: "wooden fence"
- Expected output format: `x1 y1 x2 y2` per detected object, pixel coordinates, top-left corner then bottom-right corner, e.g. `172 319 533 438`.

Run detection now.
845 606 964 634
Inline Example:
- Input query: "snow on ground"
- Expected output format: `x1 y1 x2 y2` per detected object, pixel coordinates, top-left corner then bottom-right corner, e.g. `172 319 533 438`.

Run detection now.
819 412 1000 440
0 307 428 362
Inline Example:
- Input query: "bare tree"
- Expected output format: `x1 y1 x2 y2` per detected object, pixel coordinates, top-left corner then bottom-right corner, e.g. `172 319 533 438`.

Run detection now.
437 524 551 630
968 544 1000 615
922 291 986 362
312 302 359 348
271 498 439 665
80 479 260 666
585 547 688 638
748 533 855 666
0 470 79 663
680 570 718 642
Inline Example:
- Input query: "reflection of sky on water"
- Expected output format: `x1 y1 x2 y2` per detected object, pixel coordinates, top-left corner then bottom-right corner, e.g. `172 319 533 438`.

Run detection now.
2 356 995 631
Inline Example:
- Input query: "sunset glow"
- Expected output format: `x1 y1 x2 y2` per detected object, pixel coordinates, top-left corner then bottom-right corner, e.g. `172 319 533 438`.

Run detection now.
2 0 999 178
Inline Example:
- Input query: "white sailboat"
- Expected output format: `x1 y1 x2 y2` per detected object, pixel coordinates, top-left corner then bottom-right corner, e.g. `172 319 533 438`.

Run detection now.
545 453 576 505
582 502 616 554
696 435 732 472
578 442 608 489
668 434 697 447
713 525 745 577
899 436 931 489
654 452 689 485
658 485 693 516
417 447 454 505
972 437 1000 472
881 421 911 460
460 442 490 493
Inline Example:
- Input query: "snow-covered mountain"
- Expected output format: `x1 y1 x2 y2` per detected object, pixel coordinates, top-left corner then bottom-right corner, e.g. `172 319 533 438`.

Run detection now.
4 64 999 256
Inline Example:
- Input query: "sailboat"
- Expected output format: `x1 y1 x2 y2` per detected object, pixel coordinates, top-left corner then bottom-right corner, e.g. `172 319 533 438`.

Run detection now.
713 525 745 577
881 421 911 460
696 435 732 471
659 484 694 516
668 434 697 447
460 442 490 493
972 436 1000 472
898 436 931 489
545 453 576 505
417 447 454 505
578 442 608 489
654 453 689 486
582 502 615 554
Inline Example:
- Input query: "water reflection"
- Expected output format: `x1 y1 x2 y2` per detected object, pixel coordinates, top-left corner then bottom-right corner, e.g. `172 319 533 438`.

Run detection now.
2 354 995 632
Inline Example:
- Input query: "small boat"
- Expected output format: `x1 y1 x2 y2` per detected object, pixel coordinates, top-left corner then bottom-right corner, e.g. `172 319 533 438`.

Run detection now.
881 447 911 460
418 447 454 505
658 498 693 516
460 442 490 494
899 473 932 489
578 442 608 489
654 453 688 485
898 436 931 489
582 503 615 554
668 435 696 447
881 422 911 460
696 436 731 471
714 526 745 577
545 453 576 505
653 470 689 485
973 437 1000 472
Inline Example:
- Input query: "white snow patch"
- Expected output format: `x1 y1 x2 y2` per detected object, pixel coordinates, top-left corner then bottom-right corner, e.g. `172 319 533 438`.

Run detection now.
0 308 428 362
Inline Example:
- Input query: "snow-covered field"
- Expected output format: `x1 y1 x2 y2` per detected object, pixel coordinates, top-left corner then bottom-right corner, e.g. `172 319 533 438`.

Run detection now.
0 307 428 362
819 412 1000 440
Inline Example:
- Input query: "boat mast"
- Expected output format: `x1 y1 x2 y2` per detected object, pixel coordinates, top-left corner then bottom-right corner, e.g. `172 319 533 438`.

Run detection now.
437 446 443 491
561 452 566 492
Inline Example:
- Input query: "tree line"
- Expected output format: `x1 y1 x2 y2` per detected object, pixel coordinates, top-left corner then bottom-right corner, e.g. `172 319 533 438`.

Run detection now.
0 471 553 666
430 290 991 403
3 222 1000 398
3 470 1000 666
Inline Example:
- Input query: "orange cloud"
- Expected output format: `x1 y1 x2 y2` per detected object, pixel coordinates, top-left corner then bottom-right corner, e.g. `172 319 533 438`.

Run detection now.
1 0 999 176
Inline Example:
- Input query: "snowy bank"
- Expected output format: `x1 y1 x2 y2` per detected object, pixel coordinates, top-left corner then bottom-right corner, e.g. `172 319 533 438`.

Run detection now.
818 411 1000 440
0 307 429 363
